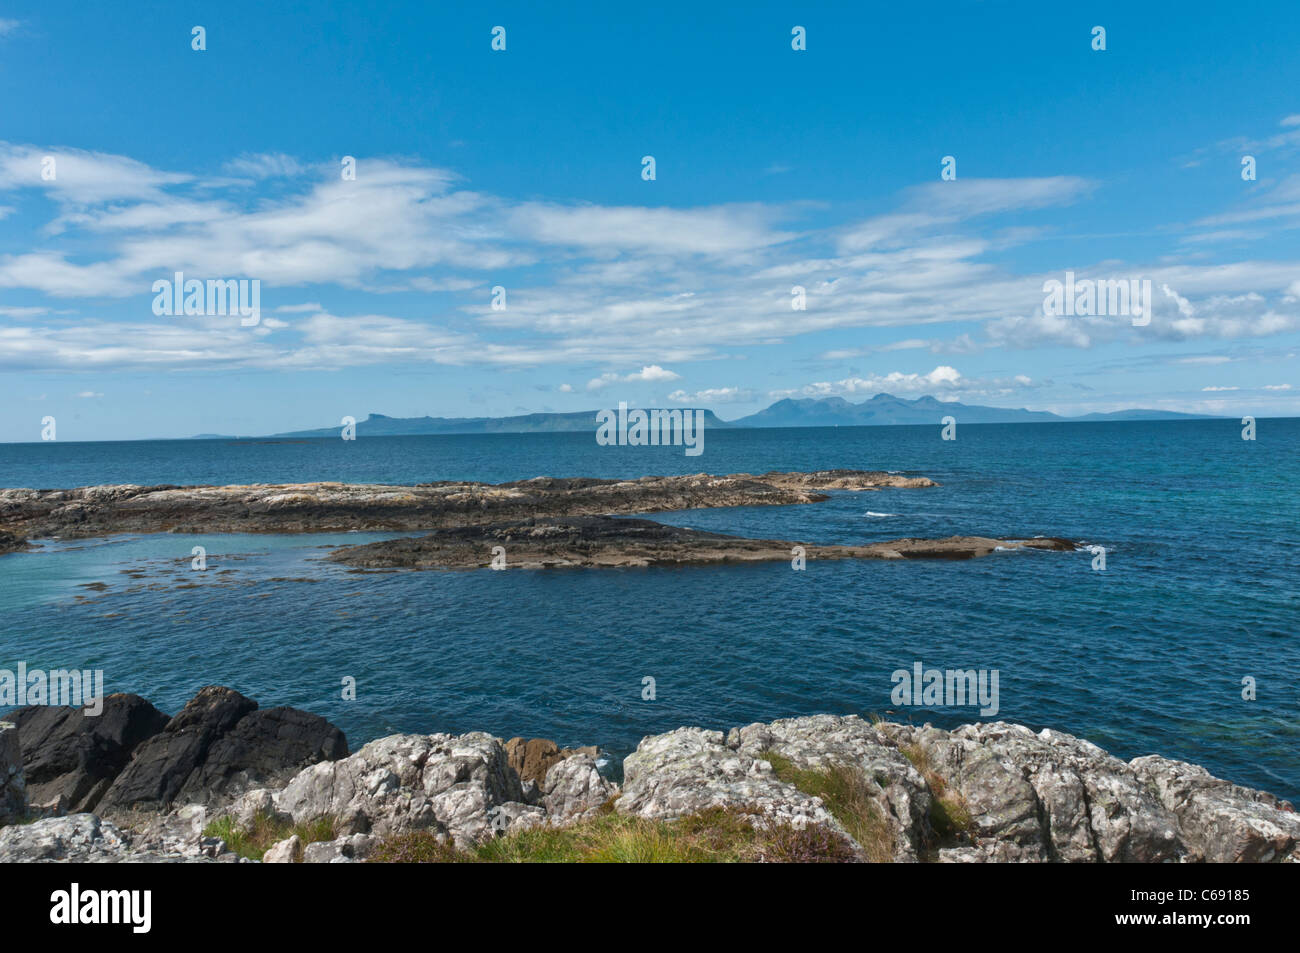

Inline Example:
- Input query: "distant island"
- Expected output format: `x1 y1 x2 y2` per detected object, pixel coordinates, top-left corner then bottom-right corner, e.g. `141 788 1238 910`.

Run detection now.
192 393 1213 439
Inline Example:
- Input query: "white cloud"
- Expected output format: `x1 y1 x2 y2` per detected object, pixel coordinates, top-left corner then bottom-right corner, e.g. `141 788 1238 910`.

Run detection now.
0 143 191 205
1161 283 1195 317
774 366 1042 402
586 365 681 390
223 153 305 180
509 202 795 256
667 387 754 404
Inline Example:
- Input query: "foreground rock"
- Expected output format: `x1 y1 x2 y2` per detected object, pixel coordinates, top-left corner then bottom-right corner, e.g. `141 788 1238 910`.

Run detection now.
328 515 1076 570
0 812 236 863
1 722 25 824
3 699 1295 863
97 686 348 816
0 470 934 540
878 722 1184 862
7 687 347 819
6 694 169 813
272 731 614 851
1132 756 1300 863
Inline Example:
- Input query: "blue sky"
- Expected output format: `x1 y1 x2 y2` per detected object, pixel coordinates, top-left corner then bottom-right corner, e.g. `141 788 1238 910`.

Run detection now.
1 0 1297 441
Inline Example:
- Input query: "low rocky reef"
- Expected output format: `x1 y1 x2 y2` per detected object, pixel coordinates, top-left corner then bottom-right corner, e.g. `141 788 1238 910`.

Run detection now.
2 688 1296 863
0 470 935 543
327 515 1077 570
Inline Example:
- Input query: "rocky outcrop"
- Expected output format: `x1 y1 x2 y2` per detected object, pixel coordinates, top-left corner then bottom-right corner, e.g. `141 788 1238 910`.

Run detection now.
0 812 237 863
0 813 130 862
327 516 1077 570
1 721 25 824
729 715 932 860
169 706 350 805
0 470 934 540
4 699 1295 863
1132 755 1300 863
616 725 868 858
20 686 350 817
6 693 169 813
879 721 1187 862
272 731 613 850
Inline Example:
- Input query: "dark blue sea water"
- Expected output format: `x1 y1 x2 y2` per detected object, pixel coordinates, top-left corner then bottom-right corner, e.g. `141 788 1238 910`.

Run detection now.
2 419 1297 798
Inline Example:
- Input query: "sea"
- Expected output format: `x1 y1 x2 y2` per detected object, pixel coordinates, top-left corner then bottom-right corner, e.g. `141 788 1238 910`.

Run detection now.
1 418 1297 798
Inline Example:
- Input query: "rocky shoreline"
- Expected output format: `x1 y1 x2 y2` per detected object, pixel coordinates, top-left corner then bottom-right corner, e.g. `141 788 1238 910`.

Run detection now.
2 688 1296 863
0 470 935 543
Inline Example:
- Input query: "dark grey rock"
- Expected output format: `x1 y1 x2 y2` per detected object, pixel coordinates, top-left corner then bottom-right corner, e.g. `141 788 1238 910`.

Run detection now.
6 693 169 813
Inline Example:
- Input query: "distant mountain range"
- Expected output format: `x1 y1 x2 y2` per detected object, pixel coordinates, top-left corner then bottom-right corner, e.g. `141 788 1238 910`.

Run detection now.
729 393 1209 427
253 409 736 439
192 394 1211 439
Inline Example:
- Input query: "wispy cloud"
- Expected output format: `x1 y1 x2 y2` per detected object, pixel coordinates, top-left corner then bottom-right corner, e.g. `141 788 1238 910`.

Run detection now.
0 143 1298 380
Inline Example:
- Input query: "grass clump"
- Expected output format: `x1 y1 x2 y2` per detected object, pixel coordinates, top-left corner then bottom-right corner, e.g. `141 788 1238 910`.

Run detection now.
899 743 976 847
202 811 337 862
759 749 895 862
367 805 855 864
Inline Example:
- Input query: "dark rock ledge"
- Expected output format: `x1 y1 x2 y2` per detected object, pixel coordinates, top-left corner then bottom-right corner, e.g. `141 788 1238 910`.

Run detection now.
2 689 1296 863
0 530 28 555
326 515 1077 570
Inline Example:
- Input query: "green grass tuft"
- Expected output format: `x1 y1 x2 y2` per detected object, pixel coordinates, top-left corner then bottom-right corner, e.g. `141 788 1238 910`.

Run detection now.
367 805 856 864
202 810 337 862
899 743 977 848
759 749 895 862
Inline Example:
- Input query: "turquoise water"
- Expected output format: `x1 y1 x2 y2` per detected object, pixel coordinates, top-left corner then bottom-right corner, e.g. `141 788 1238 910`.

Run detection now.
1 419 1297 798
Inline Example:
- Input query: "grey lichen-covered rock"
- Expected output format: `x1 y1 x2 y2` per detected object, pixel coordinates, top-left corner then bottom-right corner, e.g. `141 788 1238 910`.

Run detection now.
539 753 616 820
1131 754 1300 863
937 841 1045 863
876 722 1046 858
224 787 291 828
301 833 376 863
274 731 535 848
948 722 1184 863
616 726 865 858
0 721 26 825
130 803 211 858
0 813 129 862
729 714 931 862
262 834 302 864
